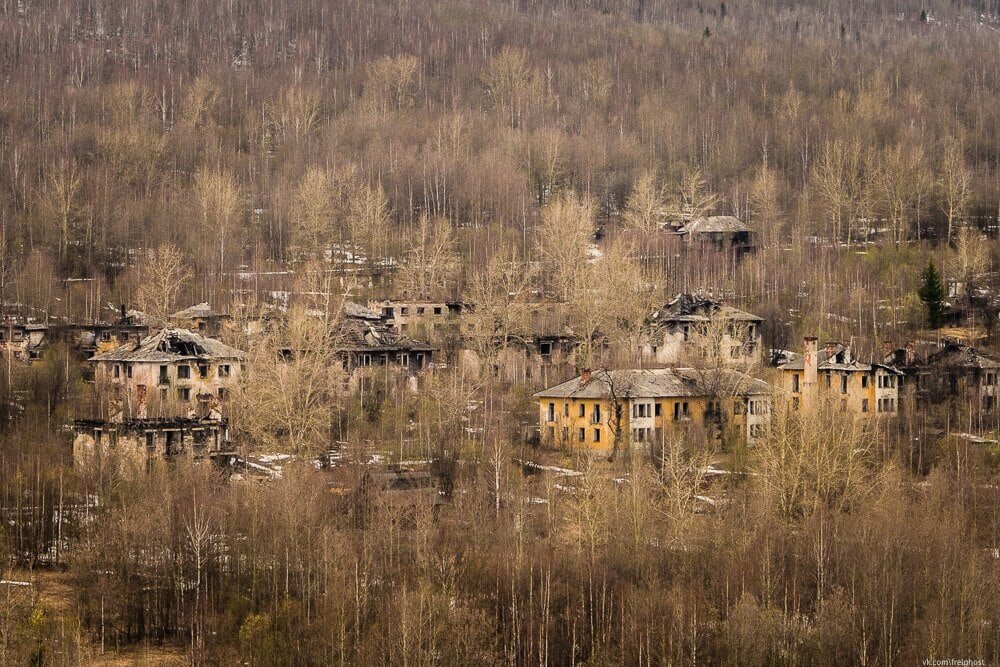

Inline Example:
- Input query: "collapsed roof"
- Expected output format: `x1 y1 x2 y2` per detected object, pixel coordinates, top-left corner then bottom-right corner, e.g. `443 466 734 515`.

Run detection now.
921 343 1000 370
649 293 762 325
90 328 246 363
334 318 435 353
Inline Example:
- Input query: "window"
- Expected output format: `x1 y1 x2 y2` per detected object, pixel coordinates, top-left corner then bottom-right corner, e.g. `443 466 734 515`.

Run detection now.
578 428 586 442
593 428 601 443
862 398 869 412
361 354 373 367
177 365 191 379
396 353 409 367
749 400 763 415
562 427 569 442
547 426 554 441
792 397 800 410
654 402 662 417
730 345 742 358
546 403 555 422
592 404 601 423
632 428 652 442
218 387 227 400
113 365 120 379
563 402 569 417
792 373 799 393
986 372 997 387
682 324 690 341
433 307 442 315
984 395 997 410
749 424 764 438
160 388 168 401
578 403 586 418
673 402 690 420
733 400 745 415
126 364 133 379
416 307 425 315
177 387 191 401
159 365 169 384
633 402 653 418
539 342 552 357
862 375 869 388
400 307 409 315
841 375 848 394
198 364 209 378
218 364 231 378
825 373 831 388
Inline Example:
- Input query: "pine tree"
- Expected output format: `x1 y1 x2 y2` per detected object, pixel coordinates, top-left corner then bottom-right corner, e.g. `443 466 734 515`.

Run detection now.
918 261 946 329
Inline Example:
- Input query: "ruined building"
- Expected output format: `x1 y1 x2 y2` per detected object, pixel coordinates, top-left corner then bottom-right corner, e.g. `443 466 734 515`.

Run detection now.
641 293 762 366
780 338 902 415
73 329 245 471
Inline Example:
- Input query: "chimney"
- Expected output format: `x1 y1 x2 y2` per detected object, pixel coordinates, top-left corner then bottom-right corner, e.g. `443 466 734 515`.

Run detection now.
580 368 592 385
803 337 818 404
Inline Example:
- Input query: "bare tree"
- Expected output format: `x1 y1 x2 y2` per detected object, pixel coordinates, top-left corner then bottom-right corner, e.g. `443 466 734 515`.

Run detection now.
193 167 242 274
288 167 335 262
395 214 460 300
136 243 192 321
536 191 594 301
465 245 536 370
938 136 972 243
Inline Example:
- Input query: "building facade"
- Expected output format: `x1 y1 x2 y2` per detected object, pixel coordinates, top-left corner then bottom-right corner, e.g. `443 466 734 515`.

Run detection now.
641 294 762 366
89 328 245 419
779 338 902 415
534 367 771 453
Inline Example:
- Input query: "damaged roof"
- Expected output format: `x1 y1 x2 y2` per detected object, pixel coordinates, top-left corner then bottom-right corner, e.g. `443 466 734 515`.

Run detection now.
533 367 770 399
649 293 762 324
921 343 1000 370
90 328 246 363
780 343 902 374
334 318 435 352
343 301 383 321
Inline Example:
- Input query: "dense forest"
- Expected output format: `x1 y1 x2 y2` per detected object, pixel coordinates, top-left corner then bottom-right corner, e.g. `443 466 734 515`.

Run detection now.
0 0 999 664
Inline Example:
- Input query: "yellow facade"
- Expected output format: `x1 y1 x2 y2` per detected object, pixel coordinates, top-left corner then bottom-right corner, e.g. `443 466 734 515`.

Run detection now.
782 367 898 415
537 394 762 452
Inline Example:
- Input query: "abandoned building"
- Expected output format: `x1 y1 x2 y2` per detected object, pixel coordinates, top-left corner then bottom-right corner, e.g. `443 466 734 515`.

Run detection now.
335 316 435 379
680 215 755 253
0 322 48 360
89 328 245 419
72 417 230 473
779 338 902 416
368 300 469 338
889 343 1000 422
534 367 771 453
641 293 763 366
170 302 230 336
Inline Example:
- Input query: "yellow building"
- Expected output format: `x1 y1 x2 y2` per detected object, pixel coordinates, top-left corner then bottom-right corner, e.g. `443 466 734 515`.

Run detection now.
779 338 901 415
533 367 771 453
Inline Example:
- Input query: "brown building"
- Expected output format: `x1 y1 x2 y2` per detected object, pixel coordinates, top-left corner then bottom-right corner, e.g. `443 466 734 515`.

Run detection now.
889 343 1000 426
